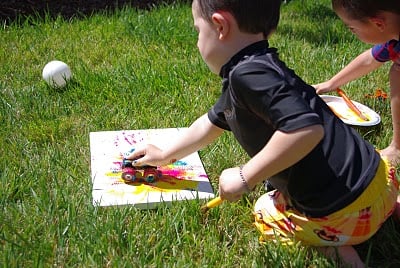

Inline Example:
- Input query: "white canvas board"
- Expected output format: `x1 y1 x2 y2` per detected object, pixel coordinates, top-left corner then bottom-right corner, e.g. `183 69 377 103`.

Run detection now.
90 128 215 207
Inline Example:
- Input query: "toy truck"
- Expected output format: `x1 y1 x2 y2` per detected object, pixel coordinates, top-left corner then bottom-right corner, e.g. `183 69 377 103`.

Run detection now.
121 159 162 183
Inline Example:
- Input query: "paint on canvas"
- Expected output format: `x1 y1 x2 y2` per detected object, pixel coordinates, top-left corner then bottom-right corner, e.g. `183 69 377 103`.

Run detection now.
90 128 215 207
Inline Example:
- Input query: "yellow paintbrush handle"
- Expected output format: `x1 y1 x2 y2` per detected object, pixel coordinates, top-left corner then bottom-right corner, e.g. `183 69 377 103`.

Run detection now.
206 196 223 209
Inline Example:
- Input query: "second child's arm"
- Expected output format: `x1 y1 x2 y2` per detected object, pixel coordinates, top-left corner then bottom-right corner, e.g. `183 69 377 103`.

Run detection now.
219 124 324 201
314 49 383 94
128 114 224 166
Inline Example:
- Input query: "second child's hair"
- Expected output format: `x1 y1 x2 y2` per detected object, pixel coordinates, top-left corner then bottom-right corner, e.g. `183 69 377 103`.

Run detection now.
194 0 281 38
332 0 400 21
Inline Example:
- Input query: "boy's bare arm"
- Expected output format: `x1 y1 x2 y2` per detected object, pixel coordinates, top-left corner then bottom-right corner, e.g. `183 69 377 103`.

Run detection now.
128 113 224 166
243 125 324 190
219 124 324 201
314 49 383 94
162 114 224 163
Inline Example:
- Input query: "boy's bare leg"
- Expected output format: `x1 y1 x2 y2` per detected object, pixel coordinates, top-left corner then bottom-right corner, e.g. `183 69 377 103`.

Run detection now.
317 245 364 268
380 64 400 166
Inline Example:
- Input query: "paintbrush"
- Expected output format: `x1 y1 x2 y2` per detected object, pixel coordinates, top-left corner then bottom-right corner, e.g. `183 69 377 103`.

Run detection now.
336 88 368 121
200 196 223 213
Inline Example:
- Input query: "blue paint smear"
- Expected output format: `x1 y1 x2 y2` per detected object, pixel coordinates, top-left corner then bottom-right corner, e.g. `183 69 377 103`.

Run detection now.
174 160 187 166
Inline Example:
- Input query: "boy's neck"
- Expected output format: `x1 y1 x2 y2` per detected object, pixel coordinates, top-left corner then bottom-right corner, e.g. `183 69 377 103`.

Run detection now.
226 32 266 59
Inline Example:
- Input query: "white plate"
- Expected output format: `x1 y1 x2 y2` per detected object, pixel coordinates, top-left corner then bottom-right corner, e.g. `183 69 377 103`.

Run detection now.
320 95 381 126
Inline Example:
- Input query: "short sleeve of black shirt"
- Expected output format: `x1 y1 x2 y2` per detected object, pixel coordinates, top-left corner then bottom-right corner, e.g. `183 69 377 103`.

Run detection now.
229 59 322 132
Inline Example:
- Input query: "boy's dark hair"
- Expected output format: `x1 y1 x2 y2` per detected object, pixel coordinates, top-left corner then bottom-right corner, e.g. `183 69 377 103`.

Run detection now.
194 0 281 38
332 0 400 20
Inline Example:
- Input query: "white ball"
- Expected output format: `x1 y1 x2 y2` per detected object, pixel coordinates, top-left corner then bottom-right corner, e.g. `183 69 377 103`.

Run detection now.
42 60 72 88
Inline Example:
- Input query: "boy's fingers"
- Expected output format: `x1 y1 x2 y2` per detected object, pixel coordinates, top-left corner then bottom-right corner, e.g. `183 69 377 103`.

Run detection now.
131 158 141 166
125 147 144 159
134 154 149 166
123 154 146 166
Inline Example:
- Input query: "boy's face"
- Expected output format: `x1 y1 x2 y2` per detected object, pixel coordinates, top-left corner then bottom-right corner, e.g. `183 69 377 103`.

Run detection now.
192 1 225 74
336 8 391 45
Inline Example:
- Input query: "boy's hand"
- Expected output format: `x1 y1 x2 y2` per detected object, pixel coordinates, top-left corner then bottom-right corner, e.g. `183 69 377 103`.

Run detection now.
218 167 249 202
125 144 168 167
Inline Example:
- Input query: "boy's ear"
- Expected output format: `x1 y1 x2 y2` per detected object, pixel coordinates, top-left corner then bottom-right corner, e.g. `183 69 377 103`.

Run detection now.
369 16 386 31
211 12 230 40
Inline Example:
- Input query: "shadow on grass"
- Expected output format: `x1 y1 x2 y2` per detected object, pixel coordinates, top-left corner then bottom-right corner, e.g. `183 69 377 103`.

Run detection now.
0 0 191 24
355 218 400 267
278 3 356 45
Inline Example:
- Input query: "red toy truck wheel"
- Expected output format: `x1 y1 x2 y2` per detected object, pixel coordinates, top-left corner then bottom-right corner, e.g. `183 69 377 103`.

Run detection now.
121 167 136 182
143 169 158 183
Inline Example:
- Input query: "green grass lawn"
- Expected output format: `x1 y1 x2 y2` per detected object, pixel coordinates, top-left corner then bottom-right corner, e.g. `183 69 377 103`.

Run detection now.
1 0 399 267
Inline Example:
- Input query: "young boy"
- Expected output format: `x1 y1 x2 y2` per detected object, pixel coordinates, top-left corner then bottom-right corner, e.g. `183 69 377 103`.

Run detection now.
314 0 400 166
127 0 398 266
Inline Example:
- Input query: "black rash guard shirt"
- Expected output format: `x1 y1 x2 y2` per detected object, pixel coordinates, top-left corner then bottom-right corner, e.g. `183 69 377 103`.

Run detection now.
208 40 380 217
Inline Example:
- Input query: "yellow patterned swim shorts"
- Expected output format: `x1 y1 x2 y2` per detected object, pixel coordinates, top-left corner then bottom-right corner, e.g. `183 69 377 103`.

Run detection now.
254 158 398 246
